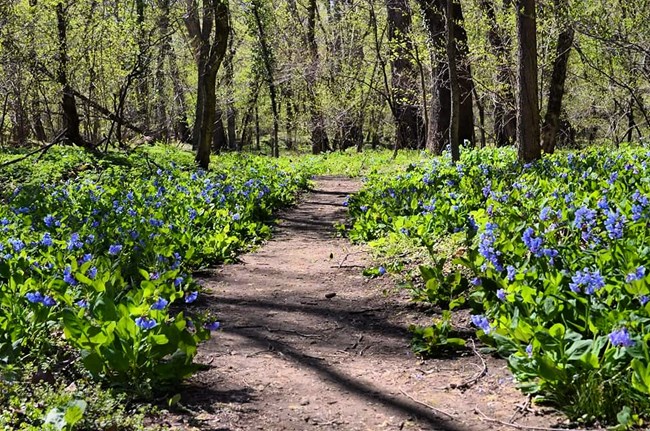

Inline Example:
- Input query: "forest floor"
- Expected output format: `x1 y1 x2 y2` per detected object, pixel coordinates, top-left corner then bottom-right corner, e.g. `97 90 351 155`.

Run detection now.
163 177 563 431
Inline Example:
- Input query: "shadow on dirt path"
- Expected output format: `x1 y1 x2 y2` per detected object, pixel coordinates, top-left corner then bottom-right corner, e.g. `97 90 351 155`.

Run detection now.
168 177 560 431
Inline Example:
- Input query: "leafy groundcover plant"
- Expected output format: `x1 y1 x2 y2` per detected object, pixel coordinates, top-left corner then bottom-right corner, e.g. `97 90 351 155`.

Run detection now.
0 146 311 429
346 146 650 428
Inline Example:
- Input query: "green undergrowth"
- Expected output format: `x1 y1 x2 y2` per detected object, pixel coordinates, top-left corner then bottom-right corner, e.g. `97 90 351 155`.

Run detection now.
0 143 313 429
345 145 650 428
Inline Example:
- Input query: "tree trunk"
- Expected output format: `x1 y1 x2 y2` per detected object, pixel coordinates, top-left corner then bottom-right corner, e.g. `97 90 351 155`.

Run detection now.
184 0 231 169
446 0 460 161
251 0 279 157
387 0 425 150
155 0 171 140
540 1 574 154
516 0 541 162
212 107 227 152
56 2 86 148
416 0 474 153
135 0 150 130
307 0 330 154
480 0 516 147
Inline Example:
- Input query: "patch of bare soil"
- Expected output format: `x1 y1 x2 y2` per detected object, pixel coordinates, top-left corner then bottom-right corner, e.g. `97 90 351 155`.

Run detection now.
165 176 563 431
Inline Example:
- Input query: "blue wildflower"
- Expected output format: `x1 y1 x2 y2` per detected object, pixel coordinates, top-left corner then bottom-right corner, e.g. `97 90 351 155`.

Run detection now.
506 265 516 282
569 268 605 294
8 238 24 252
626 266 646 283
470 315 492 334
609 327 634 347
87 266 98 279
26 292 44 304
78 253 93 264
108 244 123 255
471 277 482 286
63 266 77 286
378 266 386 276
175 277 184 287
43 215 60 228
526 344 533 357
42 296 56 307
151 298 169 310
185 291 198 303
605 210 626 240
76 299 89 308
41 232 53 247
67 233 84 251
574 206 596 230
479 223 503 271
205 321 221 331
539 207 552 221
522 227 543 257
232 213 241 221
496 289 506 301
135 316 157 330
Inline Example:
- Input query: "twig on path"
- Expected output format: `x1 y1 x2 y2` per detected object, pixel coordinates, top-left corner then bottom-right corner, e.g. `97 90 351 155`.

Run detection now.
358 344 372 356
349 307 384 315
430 340 488 391
337 251 365 268
474 407 604 431
509 397 532 424
265 326 322 339
456 339 488 390
399 388 456 420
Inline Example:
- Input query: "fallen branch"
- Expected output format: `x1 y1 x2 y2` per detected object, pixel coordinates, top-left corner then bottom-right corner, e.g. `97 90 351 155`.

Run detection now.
0 129 67 169
474 407 604 431
399 388 456 420
455 339 488 390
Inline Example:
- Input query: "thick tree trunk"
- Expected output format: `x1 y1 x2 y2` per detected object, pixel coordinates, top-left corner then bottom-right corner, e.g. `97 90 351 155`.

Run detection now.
387 0 425 150
516 0 541 162
540 1 574 154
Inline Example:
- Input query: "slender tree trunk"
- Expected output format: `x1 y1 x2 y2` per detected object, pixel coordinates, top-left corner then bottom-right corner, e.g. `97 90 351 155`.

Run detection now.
516 0 541 162
168 46 190 142
56 2 86 148
213 107 227 152
251 1 279 157
136 0 150 130
307 0 330 154
480 0 516 147
224 34 237 150
540 0 574 154
452 1 475 147
184 0 230 169
387 0 425 150
446 0 460 161
155 0 171 140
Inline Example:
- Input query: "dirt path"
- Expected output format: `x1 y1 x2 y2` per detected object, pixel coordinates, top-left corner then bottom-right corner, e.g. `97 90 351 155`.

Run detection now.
170 177 559 431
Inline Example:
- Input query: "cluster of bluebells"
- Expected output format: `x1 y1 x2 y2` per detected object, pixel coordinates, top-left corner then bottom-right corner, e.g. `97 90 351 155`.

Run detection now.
569 268 605 295
478 223 503 271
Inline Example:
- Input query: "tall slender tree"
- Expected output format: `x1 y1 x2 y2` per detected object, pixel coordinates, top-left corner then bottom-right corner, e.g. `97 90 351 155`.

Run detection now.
183 0 231 169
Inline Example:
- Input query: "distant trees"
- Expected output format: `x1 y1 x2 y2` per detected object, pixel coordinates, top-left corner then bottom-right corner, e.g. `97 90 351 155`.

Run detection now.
0 0 647 164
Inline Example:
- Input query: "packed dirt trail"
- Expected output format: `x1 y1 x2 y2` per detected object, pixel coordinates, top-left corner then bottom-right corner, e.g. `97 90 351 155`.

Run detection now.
171 177 559 431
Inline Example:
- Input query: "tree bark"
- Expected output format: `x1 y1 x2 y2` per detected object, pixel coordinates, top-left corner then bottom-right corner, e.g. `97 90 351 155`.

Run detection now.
446 0 460 161
416 0 474 153
480 0 516 147
307 0 330 154
56 2 87 148
387 0 425 150
251 0 279 157
540 0 574 154
184 0 231 169
516 0 541 162
155 0 171 140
